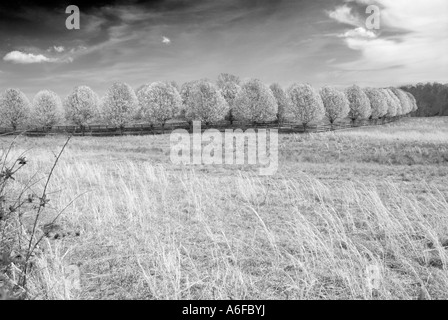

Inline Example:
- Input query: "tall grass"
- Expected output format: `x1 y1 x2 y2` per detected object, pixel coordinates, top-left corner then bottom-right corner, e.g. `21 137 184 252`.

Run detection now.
12 157 447 299
2 117 447 300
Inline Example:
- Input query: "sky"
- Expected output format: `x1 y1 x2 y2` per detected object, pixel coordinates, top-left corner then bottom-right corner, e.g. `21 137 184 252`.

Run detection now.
0 0 447 99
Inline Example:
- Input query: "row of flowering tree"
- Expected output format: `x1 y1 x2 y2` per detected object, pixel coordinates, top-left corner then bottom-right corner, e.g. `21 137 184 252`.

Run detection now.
0 76 417 131
0 89 63 130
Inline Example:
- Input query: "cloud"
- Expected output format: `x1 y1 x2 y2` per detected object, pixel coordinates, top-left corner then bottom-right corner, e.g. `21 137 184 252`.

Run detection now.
53 46 65 53
3 51 53 64
328 0 448 84
341 27 377 39
70 46 87 54
162 36 171 45
327 5 362 27
3 50 75 64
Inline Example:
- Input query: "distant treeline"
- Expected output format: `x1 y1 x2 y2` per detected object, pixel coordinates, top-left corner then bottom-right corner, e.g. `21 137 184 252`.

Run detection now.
0 73 421 132
401 82 448 117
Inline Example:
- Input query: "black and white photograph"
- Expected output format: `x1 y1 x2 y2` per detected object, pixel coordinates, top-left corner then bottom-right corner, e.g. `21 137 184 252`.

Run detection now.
0 0 447 304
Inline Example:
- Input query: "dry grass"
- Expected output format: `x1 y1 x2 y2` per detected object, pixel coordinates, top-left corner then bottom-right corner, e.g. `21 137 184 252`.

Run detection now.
1 117 448 300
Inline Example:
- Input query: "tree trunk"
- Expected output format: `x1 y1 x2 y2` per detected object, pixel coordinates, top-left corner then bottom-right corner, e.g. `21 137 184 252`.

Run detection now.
229 110 234 125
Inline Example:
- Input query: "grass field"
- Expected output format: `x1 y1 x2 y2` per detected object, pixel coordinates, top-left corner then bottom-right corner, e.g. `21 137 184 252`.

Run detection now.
2 117 448 300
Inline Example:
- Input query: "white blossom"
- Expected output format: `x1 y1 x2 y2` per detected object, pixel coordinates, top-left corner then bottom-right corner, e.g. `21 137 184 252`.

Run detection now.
137 81 182 126
390 88 412 115
381 88 399 118
64 86 100 127
319 86 350 124
183 79 229 124
287 83 324 128
385 88 403 115
344 85 371 122
216 74 241 123
0 88 31 130
220 81 241 107
233 79 277 123
217 73 240 88
32 90 63 127
179 80 200 118
270 83 290 123
405 92 418 113
101 82 138 128
169 81 180 92
364 88 388 119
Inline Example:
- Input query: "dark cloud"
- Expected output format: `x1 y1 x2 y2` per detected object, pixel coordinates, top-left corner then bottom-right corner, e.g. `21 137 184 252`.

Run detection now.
0 0 347 98
0 0 290 50
1 0 442 99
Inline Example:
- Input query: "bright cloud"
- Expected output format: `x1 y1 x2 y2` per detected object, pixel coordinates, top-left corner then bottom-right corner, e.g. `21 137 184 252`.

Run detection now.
162 36 171 45
342 27 377 39
3 50 75 64
327 5 362 27
328 0 448 84
53 46 65 53
3 51 53 64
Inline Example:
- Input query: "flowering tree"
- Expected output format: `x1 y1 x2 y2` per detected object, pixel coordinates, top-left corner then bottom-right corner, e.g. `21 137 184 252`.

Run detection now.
405 92 418 113
385 88 403 116
270 83 290 124
287 83 324 131
64 86 100 132
344 85 371 123
319 86 349 125
233 79 277 124
137 81 182 129
217 73 241 88
182 79 229 125
363 88 388 119
381 88 399 118
32 90 63 128
169 81 180 92
0 88 31 130
101 82 138 129
180 81 198 105
134 85 146 120
390 88 412 115
217 74 241 124
179 80 200 119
